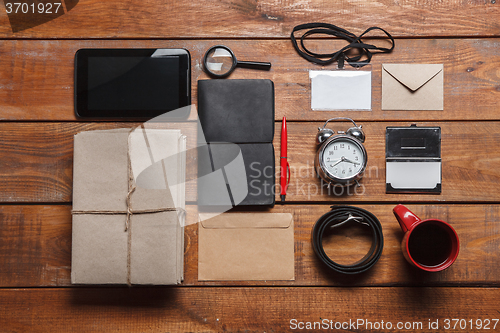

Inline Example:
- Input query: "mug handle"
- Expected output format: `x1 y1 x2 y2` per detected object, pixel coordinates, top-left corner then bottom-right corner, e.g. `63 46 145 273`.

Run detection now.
393 204 421 233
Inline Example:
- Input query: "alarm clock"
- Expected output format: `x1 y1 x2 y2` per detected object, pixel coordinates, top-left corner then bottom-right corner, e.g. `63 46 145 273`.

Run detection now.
314 117 367 187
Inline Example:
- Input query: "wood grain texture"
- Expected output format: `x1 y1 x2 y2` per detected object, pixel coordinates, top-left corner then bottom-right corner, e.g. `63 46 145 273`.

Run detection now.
0 122 198 203
0 121 498 203
0 39 499 121
187 204 500 287
0 0 498 330
0 0 499 38
0 287 499 332
1 204 499 287
283 121 500 202
0 205 71 287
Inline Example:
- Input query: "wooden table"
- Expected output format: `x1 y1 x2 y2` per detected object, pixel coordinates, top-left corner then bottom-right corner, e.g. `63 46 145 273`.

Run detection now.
0 1 499 332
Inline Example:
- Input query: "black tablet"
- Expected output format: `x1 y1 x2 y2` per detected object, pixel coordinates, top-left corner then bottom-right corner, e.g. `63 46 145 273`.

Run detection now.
75 48 190 119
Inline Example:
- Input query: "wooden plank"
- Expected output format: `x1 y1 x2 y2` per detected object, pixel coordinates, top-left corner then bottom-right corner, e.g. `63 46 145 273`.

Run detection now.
1 204 499 287
0 121 499 203
0 2 496 330
0 287 498 332
0 122 198 203
0 39 499 121
187 204 500 287
0 0 499 38
0 205 71 287
284 121 500 202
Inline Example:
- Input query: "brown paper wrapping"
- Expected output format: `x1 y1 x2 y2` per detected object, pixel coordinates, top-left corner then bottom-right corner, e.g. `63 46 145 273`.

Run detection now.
71 128 185 285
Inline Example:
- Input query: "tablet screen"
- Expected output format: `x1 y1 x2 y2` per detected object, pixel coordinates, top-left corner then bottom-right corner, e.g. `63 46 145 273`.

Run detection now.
75 49 190 118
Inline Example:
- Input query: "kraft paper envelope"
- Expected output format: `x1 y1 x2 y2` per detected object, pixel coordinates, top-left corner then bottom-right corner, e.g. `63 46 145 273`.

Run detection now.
198 213 294 281
382 64 443 110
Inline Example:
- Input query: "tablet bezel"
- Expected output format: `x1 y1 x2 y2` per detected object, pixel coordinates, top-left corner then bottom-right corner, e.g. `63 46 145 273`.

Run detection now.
74 48 191 119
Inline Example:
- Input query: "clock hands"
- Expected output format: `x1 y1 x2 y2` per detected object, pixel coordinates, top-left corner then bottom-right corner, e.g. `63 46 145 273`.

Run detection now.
329 156 360 167
330 158 343 167
342 157 360 166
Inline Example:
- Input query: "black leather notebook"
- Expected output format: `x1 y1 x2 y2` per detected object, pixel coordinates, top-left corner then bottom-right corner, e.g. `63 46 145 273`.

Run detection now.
197 79 275 207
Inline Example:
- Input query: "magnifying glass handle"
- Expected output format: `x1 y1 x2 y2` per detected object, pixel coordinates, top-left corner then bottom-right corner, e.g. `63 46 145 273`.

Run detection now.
237 61 272 71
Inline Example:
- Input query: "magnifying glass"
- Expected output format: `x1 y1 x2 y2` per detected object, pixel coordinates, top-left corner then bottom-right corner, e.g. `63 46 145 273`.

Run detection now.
203 45 271 78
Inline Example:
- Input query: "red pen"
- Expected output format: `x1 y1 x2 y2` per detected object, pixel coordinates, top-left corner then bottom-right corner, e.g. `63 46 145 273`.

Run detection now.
280 116 290 203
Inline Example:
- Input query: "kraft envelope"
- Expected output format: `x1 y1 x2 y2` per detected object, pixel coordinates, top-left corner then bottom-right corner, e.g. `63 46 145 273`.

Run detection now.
382 64 443 110
198 213 294 281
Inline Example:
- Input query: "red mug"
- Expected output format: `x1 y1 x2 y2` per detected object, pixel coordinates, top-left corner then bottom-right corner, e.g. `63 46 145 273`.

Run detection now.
393 204 459 272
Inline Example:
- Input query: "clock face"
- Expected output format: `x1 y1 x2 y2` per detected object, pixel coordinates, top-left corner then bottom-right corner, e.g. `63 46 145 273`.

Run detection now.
321 138 365 180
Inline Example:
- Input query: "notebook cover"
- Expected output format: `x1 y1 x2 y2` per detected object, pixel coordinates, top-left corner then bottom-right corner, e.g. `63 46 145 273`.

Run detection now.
197 79 275 207
198 142 275 207
198 79 274 143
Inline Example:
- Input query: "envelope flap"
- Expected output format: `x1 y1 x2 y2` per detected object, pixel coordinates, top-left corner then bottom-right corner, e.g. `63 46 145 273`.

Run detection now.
200 213 292 229
383 64 443 92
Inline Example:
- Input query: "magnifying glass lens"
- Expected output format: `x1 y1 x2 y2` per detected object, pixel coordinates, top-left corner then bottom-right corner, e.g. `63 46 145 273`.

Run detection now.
205 47 235 76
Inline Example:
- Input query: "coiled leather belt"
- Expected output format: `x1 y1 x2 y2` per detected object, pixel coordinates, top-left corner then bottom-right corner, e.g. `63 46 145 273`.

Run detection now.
312 205 384 274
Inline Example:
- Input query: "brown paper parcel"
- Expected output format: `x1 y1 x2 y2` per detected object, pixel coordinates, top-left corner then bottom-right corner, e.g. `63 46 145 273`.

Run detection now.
198 213 294 281
71 128 185 285
381 63 443 111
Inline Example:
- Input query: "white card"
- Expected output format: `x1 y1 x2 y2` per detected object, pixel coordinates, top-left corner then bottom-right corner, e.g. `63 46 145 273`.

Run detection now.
310 70 372 111
386 161 441 189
